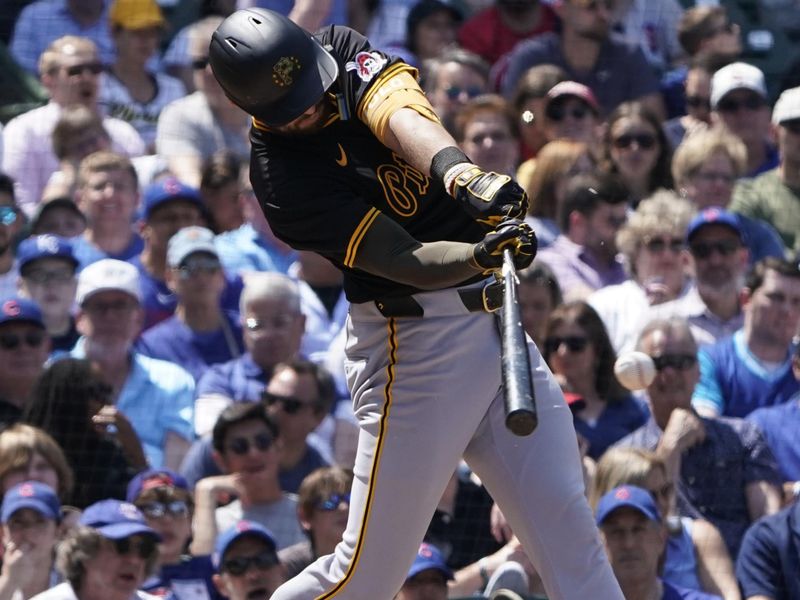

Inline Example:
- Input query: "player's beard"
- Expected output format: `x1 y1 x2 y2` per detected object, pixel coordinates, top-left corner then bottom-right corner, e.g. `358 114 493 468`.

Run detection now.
275 100 335 136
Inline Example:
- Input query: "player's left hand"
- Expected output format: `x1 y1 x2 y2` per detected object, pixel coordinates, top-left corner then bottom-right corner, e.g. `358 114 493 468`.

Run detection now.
451 167 529 227
470 218 537 272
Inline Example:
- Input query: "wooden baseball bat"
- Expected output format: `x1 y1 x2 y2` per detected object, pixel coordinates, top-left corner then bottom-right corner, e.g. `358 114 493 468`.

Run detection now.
500 248 538 436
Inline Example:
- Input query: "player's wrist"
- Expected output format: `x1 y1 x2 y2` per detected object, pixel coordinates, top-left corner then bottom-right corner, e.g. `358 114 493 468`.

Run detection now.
430 146 472 195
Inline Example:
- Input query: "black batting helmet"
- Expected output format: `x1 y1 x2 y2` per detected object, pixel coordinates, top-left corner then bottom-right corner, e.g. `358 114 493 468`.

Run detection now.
209 8 339 127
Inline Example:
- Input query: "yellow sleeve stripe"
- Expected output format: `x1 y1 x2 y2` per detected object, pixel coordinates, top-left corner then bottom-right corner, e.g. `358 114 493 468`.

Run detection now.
344 207 379 268
357 63 418 122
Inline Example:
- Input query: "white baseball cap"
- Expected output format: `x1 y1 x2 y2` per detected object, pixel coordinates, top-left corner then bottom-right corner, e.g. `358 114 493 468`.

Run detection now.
711 62 767 109
77 259 142 305
772 86 800 125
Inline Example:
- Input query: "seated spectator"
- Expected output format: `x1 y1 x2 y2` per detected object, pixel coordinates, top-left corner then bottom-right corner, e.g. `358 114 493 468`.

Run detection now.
155 16 250 187
746 344 800 487
212 520 285 600
422 47 491 138
663 56 719 149
596 485 722 600
649 208 748 347
454 95 520 176
395 542 452 600
516 261 563 348
25 358 145 508
600 102 674 205
0 482 63 598
191 403 305 554
544 301 648 459
510 64 567 160
610 0 684 77
0 297 51 428
501 0 663 118
710 63 777 178
692 258 800 418
616 317 783 555
279 467 352 579
70 259 195 469
589 191 694 354
71 151 145 268
540 81 601 147
2 36 144 217
591 448 739 600
137 226 244 382
672 128 785 263
0 424 73 503
42 106 111 203
36 499 161 600
28 197 86 239
518 140 595 248
390 0 463 67
736 496 800 600
536 172 629 300
126 469 222 599
730 86 800 257
200 151 247 234
100 0 186 151
16 235 81 352
0 175 23 298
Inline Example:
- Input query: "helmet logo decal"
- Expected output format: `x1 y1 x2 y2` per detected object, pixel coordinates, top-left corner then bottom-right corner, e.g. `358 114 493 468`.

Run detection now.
272 57 301 87
345 51 387 83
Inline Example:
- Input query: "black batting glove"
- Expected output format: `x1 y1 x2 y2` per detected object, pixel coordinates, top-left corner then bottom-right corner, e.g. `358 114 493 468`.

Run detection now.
470 219 537 273
451 166 529 228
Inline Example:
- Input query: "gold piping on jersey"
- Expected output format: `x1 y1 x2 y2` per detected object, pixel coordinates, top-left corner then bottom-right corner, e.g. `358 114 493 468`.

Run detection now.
316 317 398 599
356 63 411 120
344 207 379 268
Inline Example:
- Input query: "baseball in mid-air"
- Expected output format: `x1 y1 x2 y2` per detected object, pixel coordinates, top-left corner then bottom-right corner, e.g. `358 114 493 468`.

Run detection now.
614 351 656 391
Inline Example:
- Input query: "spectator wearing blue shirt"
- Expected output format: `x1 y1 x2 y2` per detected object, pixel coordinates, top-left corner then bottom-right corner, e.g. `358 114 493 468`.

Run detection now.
138 226 244 382
70 258 195 469
692 258 800 418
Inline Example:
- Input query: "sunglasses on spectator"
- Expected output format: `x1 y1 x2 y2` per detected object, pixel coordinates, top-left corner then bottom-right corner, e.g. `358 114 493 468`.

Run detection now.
544 336 589 354
222 551 279 576
0 206 18 226
782 120 800 135
689 239 740 259
317 493 350 511
716 96 764 113
643 237 684 254
64 62 103 77
692 170 735 185
137 500 190 519
443 85 483 100
262 391 315 415
111 535 158 559
24 268 74 285
612 133 657 150
0 330 46 350
651 354 697 371
83 299 138 317
685 95 710 110
191 57 209 70
546 104 592 122
177 257 221 279
227 432 273 455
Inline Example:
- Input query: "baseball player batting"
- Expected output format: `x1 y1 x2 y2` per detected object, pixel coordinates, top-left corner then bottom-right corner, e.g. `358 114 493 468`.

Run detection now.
209 10 623 599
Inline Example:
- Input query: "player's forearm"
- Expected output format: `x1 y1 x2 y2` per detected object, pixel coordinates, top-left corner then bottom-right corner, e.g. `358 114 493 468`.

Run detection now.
384 108 460 176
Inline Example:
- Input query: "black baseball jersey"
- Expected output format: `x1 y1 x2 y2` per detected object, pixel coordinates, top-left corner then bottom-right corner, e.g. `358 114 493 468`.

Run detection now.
250 26 485 303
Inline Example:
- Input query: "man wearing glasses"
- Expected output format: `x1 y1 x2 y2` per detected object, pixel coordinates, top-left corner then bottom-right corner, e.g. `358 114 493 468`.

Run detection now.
212 521 285 600
615 316 782 556
191 403 306 556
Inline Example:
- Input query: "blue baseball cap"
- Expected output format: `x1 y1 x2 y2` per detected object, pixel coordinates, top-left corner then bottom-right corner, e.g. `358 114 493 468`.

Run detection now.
166 226 218 268
17 234 79 275
213 520 278 569
686 206 745 244
1 481 61 523
126 468 189 502
407 543 454 581
0 297 45 329
596 485 661 526
142 177 203 220
79 499 160 540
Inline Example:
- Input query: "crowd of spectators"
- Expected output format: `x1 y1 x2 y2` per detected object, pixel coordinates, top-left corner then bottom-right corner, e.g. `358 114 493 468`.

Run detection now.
0 0 799 599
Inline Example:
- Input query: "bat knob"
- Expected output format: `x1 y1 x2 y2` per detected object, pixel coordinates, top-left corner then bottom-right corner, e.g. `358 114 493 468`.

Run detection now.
506 410 538 437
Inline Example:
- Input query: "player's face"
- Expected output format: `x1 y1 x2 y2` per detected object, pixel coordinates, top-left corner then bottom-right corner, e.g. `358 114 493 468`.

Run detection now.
743 269 800 350
688 224 747 295
3 508 58 552
78 168 139 227
213 536 285 600
0 323 50 384
0 453 60 495
264 368 322 446
639 330 698 412
20 258 78 321
395 569 448 600
272 100 332 136
460 110 518 176
600 508 665 587
242 297 304 369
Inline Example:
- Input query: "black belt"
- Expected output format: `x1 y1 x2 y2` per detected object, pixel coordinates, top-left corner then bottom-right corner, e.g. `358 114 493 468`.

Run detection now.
374 281 503 318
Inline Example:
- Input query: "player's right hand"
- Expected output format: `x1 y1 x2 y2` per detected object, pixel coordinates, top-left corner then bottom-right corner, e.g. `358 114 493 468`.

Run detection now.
451 166 528 227
470 219 537 272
